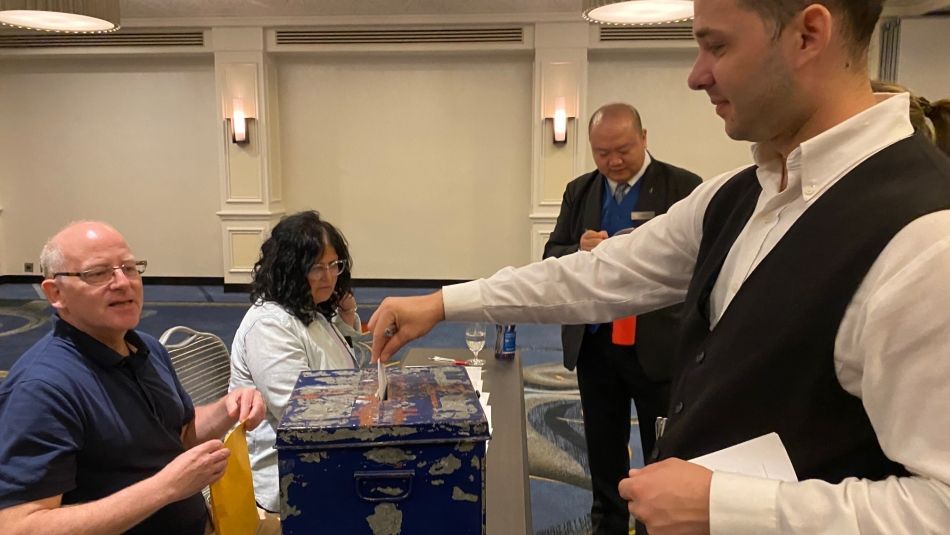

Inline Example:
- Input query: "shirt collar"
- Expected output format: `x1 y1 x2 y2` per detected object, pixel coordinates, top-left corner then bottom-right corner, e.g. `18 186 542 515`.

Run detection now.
606 152 653 193
750 93 914 202
53 314 149 368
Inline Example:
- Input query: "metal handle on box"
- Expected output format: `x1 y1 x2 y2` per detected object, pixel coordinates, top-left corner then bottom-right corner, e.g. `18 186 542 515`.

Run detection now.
354 470 415 502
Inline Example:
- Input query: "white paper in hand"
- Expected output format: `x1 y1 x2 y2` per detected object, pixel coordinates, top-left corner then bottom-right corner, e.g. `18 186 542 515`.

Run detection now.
689 432 798 482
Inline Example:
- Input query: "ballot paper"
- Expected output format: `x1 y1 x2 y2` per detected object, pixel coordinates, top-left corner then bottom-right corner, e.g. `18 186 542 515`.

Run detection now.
483 404 493 450
464 366 483 393
375 359 388 400
688 432 798 482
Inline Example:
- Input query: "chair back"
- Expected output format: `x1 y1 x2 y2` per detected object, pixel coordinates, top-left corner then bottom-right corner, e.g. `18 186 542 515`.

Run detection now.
159 326 231 407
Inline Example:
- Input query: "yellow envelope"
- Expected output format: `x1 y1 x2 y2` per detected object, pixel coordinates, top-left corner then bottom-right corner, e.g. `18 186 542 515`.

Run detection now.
209 423 260 535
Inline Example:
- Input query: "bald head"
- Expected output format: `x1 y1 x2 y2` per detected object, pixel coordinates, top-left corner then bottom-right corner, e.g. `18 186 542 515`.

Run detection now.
589 103 644 135
38 221 143 353
588 102 649 183
40 221 127 278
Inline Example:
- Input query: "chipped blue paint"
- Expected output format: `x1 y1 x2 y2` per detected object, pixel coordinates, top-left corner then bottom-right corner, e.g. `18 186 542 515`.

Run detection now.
277 366 489 534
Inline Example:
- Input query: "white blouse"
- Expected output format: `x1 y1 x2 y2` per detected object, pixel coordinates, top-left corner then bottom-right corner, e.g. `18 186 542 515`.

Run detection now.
229 301 357 512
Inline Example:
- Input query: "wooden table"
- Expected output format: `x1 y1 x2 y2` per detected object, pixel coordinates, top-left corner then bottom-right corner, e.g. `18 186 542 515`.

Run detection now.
403 347 533 535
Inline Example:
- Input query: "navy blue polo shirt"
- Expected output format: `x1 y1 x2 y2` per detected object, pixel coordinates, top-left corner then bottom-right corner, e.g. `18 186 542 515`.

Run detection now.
0 316 207 534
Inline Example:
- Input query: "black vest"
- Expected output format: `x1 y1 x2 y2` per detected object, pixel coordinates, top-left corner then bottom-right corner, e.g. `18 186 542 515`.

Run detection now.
655 135 950 482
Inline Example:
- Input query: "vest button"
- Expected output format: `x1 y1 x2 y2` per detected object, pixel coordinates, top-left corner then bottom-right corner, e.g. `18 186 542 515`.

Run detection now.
673 401 684 414
650 448 660 462
695 351 705 364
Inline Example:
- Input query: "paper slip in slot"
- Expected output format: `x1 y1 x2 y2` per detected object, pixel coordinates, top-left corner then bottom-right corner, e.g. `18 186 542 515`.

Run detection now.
375 360 388 400
689 432 798 482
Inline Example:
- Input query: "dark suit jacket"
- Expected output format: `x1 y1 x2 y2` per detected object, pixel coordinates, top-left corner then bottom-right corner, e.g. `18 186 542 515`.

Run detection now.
543 157 702 380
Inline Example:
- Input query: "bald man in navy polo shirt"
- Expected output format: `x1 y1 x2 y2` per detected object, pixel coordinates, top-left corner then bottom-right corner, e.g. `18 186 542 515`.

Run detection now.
0 221 266 535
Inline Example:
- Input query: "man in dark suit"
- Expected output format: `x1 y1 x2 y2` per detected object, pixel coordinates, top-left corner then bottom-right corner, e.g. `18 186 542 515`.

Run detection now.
543 103 701 535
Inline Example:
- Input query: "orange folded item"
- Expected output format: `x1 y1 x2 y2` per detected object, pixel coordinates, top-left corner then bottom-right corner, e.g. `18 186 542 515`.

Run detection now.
612 316 637 346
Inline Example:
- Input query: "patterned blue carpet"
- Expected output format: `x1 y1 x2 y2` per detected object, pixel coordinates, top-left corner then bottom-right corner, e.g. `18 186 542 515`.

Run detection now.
0 283 646 534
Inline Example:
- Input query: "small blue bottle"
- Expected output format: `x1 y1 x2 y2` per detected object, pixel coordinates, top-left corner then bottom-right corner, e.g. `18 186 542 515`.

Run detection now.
494 324 516 359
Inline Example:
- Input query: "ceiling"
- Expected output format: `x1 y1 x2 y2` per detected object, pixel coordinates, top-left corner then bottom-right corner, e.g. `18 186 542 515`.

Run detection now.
121 0 580 19
118 0 950 22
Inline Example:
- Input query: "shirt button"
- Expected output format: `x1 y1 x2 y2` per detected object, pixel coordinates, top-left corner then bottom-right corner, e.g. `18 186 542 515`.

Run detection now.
695 352 705 364
673 401 684 414
804 185 816 195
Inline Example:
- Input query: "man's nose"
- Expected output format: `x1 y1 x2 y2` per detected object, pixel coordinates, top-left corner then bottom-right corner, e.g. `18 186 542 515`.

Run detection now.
687 54 712 91
108 267 132 288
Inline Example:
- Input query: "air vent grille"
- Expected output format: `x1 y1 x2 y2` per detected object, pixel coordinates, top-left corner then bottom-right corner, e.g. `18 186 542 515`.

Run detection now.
275 27 524 45
599 24 693 42
0 31 205 49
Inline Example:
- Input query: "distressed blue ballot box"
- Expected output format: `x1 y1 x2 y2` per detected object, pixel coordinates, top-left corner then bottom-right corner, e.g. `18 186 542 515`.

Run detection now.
276 366 490 535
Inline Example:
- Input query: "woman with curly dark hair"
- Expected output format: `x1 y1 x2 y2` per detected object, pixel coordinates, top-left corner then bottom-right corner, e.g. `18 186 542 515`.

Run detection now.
228 210 360 513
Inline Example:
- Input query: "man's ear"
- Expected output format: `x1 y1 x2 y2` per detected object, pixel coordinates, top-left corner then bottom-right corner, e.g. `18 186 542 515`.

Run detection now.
789 4 834 67
41 279 66 312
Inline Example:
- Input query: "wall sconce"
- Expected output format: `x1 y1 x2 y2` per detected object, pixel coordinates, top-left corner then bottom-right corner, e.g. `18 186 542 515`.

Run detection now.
223 64 259 147
549 96 573 145
553 104 568 144
230 98 249 144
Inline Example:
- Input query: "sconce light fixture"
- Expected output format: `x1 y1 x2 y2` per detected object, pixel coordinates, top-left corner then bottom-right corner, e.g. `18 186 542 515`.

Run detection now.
582 0 694 26
0 0 120 33
552 97 569 144
223 64 259 147
230 99 249 144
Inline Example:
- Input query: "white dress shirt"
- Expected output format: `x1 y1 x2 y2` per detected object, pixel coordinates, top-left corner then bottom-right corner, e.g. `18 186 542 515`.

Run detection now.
229 301 357 511
442 93 950 534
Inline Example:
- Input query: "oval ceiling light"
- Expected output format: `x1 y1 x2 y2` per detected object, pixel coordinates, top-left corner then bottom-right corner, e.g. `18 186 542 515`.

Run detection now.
583 0 694 26
0 0 120 33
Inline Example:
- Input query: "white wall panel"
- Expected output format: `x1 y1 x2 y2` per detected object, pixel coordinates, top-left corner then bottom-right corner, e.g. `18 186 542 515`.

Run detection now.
278 54 533 280
0 57 221 276
897 17 950 101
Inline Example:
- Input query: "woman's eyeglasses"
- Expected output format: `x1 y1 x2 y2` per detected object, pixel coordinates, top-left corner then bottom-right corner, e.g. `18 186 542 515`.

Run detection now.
309 259 347 278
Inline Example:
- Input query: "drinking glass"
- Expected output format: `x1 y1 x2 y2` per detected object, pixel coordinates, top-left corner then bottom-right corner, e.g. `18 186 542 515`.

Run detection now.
464 323 487 367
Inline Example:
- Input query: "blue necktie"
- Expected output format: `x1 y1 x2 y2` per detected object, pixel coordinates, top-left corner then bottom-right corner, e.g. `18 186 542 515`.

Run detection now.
614 183 630 204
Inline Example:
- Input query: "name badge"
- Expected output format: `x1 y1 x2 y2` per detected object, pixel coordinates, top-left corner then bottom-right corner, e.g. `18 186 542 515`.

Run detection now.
631 211 655 221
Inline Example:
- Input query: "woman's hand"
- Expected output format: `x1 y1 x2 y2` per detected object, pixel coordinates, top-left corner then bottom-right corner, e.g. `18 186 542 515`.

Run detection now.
337 292 360 329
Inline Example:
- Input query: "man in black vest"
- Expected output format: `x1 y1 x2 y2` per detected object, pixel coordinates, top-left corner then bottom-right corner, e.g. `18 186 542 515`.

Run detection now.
369 0 950 533
543 103 701 535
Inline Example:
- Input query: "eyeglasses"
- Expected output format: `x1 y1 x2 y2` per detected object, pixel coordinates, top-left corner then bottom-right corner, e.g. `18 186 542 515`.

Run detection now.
53 260 147 286
309 259 346 278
